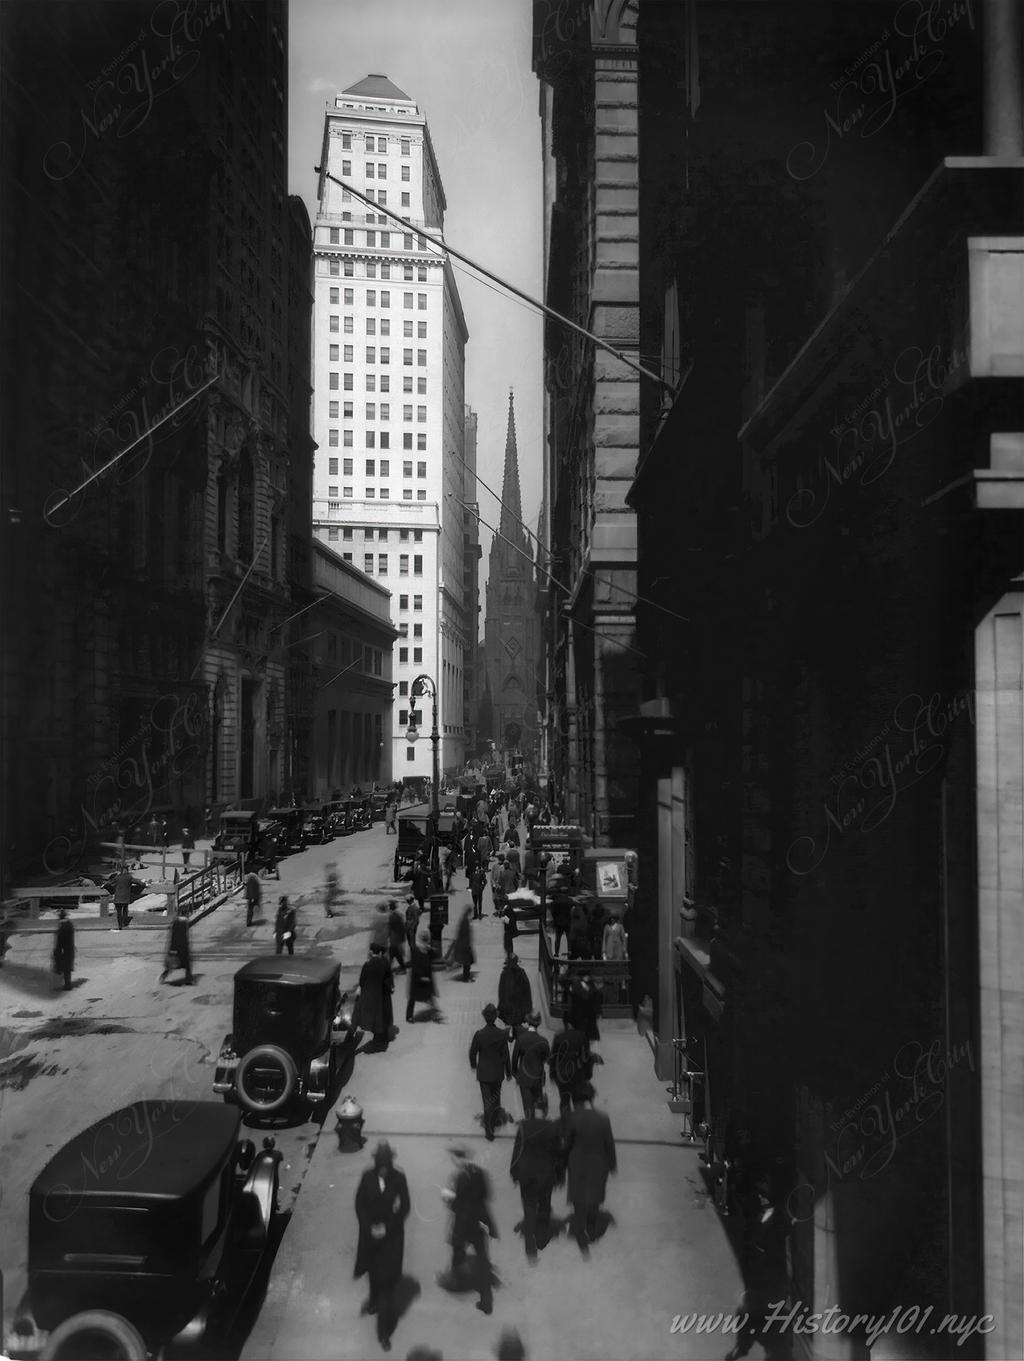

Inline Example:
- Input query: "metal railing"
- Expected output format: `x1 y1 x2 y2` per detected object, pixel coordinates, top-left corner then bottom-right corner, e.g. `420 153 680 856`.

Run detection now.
538 925 632 1018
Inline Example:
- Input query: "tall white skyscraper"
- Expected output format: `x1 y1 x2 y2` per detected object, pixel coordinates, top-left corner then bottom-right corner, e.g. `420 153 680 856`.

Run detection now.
311 75 469 781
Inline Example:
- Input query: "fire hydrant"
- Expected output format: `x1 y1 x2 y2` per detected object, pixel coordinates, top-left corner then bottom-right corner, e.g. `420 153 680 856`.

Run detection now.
335 1096 365 1151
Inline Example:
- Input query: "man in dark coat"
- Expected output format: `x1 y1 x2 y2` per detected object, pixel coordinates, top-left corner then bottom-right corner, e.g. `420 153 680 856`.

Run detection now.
355 945 394 1047
243 870 261 927
274 897 296 956
354 1141 410 1351
448 905 475 982
469 1003 511 1141
469 864 487 920
440 1146 498 1314
497 954 532 1036
404 896 421 951
52 910 75 990
113 865 133 931
499 896 519 960
410 859 431 911
510 1115 564 1261
549 1011 595 1113
160 909 193 985
181 825 194 868
406 928 438 1023
549 878 573 957
564 1086 617 1257
569 972 603 1042
511 1012 550 1119
567 898 592 959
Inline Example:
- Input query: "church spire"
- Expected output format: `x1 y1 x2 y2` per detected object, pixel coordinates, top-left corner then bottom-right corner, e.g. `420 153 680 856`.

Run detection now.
499 388 524 541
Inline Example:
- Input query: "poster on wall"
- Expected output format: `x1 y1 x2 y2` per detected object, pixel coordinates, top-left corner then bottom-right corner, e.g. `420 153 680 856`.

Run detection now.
595 860 627 897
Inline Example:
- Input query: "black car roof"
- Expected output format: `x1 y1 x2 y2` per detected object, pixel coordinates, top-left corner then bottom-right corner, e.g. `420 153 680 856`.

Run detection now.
32 1102 241 1201
265 807 300 818
234 955 340 985
221 810 257 821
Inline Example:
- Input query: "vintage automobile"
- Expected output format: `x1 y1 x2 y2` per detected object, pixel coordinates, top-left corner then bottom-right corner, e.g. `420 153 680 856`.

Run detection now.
298 805 331 845
4 1101 281 1361
212 809 260 857
213 956 356 1120
343 796 373 832
324 800 353 837
369 792 389 823
263 807 307 854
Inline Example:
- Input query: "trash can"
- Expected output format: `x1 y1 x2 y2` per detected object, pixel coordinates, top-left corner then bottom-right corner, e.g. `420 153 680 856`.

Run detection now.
429 892 449 952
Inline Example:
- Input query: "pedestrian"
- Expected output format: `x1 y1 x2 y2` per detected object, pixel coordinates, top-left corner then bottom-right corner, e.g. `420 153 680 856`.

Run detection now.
371 900 391 952
410 858 431 912
510 1112 563 1262
354 1141 410 1353
404 895 421 951
549 878 572 957
567 898 592 959
111 864 133 931
490 852 506 918
588 899 608 959
354 944 394 1048
160 906 194 985
497 953 532 1037
563 1085 617 1257
159 817 169 849
181 825 194 869
406 927 438 1023
148 814 160 846
442 843 455 892
549 1011 595 1114
203 805 212 836
469 1002 511 1141
439 1146 498 1314
500 896 519 960
511 1011 550 1119
274 896 296 955
448 905 475 983
52 909 74 991
388 900 408 974
324 863 342 918
385 799 398 834
243 869 261 927
603 915 627 960
469 864 487 921
475 827 493 868
569 972 602 1042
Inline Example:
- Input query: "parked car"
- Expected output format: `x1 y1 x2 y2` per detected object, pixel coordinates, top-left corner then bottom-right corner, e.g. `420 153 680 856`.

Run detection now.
344 797 372 831
213 809 260 857
4 1101 281 1361
298 806 330 844
263 807 306 853
213 956 356 1120
369 792 389 822
325 800 353 837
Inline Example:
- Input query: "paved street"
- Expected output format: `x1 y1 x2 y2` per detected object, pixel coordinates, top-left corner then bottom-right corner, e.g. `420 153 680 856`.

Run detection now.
1 823 744 1360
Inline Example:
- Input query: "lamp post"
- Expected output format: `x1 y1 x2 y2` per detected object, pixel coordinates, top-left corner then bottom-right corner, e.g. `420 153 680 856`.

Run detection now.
408 672 442 903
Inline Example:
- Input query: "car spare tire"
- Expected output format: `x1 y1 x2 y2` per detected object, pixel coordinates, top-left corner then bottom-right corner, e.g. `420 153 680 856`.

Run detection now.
42 1309 147 1361
235 1044 298 1114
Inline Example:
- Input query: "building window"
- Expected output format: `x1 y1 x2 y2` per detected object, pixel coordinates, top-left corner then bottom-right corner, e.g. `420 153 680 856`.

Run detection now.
329 315 339 333
330 288 340 304
413 595 422 609
381 405 390 421
416 489 426 500
365 135 374 151
401 192 410 207
344 373 353 390
406 747 415 761
343 552 352 561
378 163 386 178
413 648 422 663
364 553 374 573
344 261 354 276
399 594 408 609
418 266 427 282
403 405 412 421
329 344 339 361
400 530 409 541
329 260 340 276
403 434 413 449
404 348 413 366
344 345 354 361
417 461 426 478
416 406 426 422
366 231 376 247
381 319 391 336
404 233 413 249
417 321 427 338
328 484 339 497
399 706 408 723
399 647 408 662
413 531 422 542
366 487 375 498
403 377 413 393
401 138 410 155
417 293 426 309
417 434 426 450
380 375 390 392
399 554 409 575
378 553 388 573
342 133 351 149
344 401 353 417
366 374 376 392
403 489 413 499
328 527 339 541
413 624 422 638
401 165 410 181
366 347 376 363
380 459 389 475
330 227 340 244
366 402 376 420
328 431 339 448
344 229 353 245
417 377 426 394
404 292 413 309
343 458 353 474
404 265 414 281
365 162 375 178
367 318 376 335
344 288 354 303
367 262 377 278
380 291 390 307
343 529 353 541
343 486 353 497
413 555 422 574
381 347 390 363
341 157 351 173
378 190 387 205
344 316 354 333
366 458 375 475
329 400 339 417
344 431 353 447
403 461 412 477
381 239 390 255
367 289 376 306
329 372 339 390
417 349 426 366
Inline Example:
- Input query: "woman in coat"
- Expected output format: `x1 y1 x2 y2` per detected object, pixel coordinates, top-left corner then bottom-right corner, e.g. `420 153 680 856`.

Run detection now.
52 910 74 990
406 927 438 1022
355 945 394 1046
602 916 627 961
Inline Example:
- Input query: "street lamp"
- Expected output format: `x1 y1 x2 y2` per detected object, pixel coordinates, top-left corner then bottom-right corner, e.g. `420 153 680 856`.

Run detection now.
409 673 440 889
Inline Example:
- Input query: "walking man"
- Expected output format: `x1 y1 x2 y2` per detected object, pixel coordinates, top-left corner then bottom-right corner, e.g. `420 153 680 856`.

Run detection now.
511 1011 550 1119
354 1141 410 1353
497 953 532 1037
440 1146 498 1315
448 905 475 983
469 864 487 921
113 864 133 931
274 896 296 955
550 1011 594 1114
243 868 261 927
181 825 194 868
52 909 75 991
410 858 431 912
510 1114 563 1262
564 1084 617 1258
160 906 194 985
469 1003 510 1141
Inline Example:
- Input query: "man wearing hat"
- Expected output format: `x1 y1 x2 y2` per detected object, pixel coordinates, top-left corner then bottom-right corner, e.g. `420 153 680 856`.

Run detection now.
511 1012 550 1119
469 1003 511 1140
354 1141 410 1351
439 1145 498 1314
564 1084 617 1258
497 953 533 1037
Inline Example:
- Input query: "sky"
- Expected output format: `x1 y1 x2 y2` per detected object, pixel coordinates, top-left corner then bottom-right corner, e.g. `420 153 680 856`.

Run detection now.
287 0 545 594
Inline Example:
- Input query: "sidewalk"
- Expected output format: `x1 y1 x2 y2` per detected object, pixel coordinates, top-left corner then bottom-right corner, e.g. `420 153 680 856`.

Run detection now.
242 878 744 1361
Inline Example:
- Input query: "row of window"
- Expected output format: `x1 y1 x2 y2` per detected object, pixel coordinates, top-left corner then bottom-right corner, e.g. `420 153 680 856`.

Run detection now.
327 548 424 576
327 460 429 477
396 623 423 638
327 488 429 500
324 346 428 366
327 301 429 337
325 412 428 443
324 247 428 280
337 160 411 182
328 295 427 317
340 134 412 155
